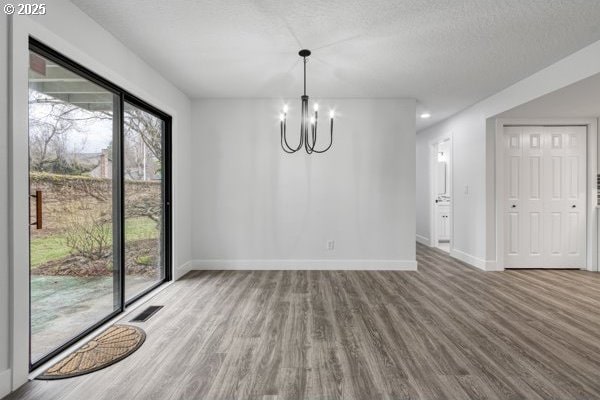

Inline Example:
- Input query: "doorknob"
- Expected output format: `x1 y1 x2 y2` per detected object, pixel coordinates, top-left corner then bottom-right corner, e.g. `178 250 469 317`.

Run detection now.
511 204 516 208
572 205 576 208
30 190 43 229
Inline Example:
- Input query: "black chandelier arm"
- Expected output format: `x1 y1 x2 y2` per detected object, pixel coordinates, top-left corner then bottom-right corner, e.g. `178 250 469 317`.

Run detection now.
305 118 317 153
305 115 317 154
281 131 302 153
309 119 334 154
280 120 294 152
280 131 297 153
301 97 315 154
311 110 318 150
281 118 303 153
305 125 314 154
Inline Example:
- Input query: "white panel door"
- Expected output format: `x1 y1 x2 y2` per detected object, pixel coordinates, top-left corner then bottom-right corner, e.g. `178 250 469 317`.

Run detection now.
504 126 586 268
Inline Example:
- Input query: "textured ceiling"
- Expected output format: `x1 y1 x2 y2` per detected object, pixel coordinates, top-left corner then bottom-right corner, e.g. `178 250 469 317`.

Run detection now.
70 0 600 130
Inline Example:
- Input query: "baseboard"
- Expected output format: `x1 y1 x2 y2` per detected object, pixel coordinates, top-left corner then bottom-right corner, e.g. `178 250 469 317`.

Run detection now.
190 259 418 271
450 248 501 271
416 234 430 246
485 260 502 271
0 369 11 399
174 261 193 280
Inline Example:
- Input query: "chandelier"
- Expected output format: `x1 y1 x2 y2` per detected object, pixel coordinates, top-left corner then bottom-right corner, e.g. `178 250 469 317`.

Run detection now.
280 49 335 154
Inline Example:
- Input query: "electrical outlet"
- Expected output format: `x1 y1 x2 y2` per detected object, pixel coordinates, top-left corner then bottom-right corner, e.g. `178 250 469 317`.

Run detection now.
326 240 335 251
464 185 469 195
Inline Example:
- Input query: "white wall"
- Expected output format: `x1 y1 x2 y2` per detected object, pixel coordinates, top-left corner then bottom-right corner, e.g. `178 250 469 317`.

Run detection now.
190 98 416 269
416 38 600 270
6 0 193 391
0 11 11 400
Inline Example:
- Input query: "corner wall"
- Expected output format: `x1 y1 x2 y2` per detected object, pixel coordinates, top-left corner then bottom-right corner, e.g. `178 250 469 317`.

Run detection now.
190 98 417 269
416 38 600 270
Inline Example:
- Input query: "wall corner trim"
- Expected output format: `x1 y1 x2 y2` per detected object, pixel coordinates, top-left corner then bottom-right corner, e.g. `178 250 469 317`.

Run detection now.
0 369 12 398
416 235 431 246
450 248 503 272
174 261 193 280
190 259 418 271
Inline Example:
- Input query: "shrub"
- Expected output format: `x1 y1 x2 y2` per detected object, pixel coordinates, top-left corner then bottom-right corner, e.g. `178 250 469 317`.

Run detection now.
135 255 154 266
64 205 112 260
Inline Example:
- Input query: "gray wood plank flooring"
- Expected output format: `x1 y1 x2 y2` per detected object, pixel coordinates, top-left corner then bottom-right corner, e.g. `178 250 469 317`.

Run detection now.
6 243 600 399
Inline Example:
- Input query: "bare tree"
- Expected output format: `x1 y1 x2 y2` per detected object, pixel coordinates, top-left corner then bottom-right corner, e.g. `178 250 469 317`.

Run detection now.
96 107 162 180
123 108 162 162
29 90 99 174
64 203 112 260
29 91 77 172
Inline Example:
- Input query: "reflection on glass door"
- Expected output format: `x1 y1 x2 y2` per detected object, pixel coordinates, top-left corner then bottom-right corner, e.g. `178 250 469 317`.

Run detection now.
28 50 120 364
123 102 166 301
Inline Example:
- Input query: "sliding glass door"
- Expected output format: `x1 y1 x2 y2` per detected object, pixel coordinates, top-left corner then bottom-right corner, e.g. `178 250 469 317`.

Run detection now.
28 50 121 364
123 101 167 301
28 39 171 369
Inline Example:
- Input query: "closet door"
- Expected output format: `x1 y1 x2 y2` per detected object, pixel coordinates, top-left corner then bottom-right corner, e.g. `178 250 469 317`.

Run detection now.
504 126 586 268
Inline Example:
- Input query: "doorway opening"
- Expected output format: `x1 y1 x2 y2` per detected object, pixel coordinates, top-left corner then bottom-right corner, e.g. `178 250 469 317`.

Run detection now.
430 137 452 253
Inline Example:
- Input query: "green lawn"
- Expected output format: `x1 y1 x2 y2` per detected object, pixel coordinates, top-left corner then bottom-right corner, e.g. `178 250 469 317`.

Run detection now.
31 217 159 268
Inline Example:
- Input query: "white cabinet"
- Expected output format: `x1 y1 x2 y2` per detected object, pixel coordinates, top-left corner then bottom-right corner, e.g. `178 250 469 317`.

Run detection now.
437 204 450 241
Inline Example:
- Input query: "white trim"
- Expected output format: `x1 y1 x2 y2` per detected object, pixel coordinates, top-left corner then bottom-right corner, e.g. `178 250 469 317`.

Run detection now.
416 234 430 246
0 369 11 399
429 139 439 248
494 118 598 271
174 261 193 280
450 248 501 271
190 259 418 271
9 15 30 389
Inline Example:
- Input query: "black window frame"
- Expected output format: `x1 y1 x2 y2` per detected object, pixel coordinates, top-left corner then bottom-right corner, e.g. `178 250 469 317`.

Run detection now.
28 37 172 371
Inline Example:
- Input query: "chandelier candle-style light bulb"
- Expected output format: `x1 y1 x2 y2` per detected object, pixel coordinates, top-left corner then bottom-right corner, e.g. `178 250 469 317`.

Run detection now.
279 49 335 154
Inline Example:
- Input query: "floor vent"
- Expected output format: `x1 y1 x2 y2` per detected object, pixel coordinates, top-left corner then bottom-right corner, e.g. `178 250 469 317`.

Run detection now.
130 306 163 322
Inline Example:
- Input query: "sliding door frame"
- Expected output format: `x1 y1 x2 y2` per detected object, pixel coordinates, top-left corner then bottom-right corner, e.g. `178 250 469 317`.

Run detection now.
122 94 172 307
28 38 172 370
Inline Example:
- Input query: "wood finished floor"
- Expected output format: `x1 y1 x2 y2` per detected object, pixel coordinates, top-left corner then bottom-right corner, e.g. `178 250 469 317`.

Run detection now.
6 243 600 400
